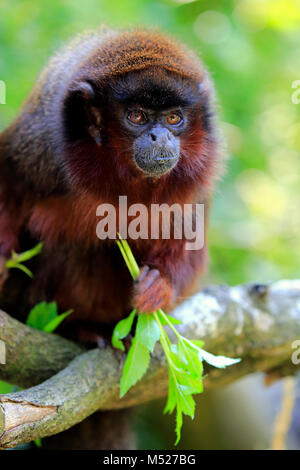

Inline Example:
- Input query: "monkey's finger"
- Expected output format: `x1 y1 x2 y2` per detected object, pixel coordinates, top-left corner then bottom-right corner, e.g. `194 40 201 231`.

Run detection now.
134 278 172 313
136 268 161 291
136 265 150 283
138 295 166 313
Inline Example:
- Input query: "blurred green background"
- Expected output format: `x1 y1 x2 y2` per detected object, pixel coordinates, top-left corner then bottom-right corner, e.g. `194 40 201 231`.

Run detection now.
0 0 299 450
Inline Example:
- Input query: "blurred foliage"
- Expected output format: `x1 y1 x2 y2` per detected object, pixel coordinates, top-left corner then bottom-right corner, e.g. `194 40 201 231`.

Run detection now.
0 0 299 449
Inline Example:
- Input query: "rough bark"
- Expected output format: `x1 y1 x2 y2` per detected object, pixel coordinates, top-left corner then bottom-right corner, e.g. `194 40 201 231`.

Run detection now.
0 279 299 449
0 310 84 388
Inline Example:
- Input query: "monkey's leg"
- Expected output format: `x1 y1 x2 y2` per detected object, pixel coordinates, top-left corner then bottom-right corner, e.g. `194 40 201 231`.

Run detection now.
42 409 137 450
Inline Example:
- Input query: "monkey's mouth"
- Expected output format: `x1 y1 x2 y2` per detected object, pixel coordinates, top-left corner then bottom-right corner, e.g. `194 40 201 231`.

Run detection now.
133 147 179 177
156 155 175 162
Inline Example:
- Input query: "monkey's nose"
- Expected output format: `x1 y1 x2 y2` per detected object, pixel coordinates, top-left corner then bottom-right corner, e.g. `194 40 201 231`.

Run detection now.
148 126 172 146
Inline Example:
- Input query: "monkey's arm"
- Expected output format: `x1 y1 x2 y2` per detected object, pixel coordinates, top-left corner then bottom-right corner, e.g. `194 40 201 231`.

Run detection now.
0 154 23 248
0 98 68 288
0 134 43 292
0 168 31 289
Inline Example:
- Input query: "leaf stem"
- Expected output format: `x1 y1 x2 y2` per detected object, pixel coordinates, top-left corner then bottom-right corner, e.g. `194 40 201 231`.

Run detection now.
158 309 182 340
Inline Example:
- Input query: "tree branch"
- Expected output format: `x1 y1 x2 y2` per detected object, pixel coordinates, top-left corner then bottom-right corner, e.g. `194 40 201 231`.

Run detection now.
0 309 84 388
0 280 300 448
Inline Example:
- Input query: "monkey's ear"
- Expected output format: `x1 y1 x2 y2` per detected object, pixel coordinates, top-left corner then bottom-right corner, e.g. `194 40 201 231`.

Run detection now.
64 81 102 146
70 81 96 100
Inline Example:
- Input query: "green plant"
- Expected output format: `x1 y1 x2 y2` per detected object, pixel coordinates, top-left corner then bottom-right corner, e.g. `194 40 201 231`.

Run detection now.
26 301 73 333
113 237 240 444
5 242 43 278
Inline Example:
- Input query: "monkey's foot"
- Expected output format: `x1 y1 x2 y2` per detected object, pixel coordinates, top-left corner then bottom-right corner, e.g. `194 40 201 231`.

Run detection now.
73 327 110 349
133 265 172 313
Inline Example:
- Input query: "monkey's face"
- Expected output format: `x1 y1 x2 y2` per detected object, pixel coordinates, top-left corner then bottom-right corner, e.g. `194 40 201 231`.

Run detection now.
64 68 211 188
106 70 206 178
122 107 184 177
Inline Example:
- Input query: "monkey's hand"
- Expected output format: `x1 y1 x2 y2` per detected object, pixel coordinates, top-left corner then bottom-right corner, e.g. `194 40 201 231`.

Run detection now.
0 256 8 292
133 266 173 314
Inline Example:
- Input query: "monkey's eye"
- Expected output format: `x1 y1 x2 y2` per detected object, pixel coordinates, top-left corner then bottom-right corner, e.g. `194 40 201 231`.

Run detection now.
127 110 147 125
166 113 182 126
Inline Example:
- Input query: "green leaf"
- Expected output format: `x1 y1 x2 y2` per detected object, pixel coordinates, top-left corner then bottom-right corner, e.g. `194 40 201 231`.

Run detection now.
26 302 72 333
178 340 204 378
168 347 187 373
164 374 177 415
197 348 241 369
13 242 43 263
173 377 196 445
5 242 43 278
170 342 203 379
156 311 182 326
112 309 136 351
34 438 42 448
120 337 150 398
189 339 205 349
26 302 58 330
175 407 183 445
9 262 33 278
43 310 73 333
0 381 14 394
177 373 204 394
136 313 160 352
176 382 195 419
177 383 201 395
